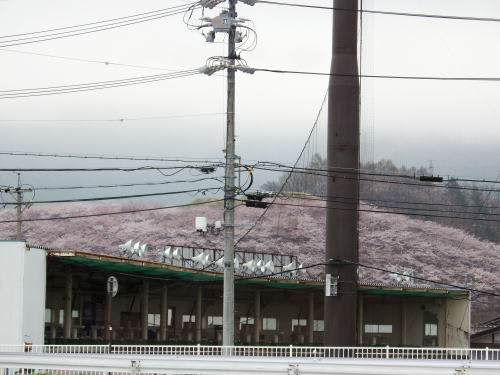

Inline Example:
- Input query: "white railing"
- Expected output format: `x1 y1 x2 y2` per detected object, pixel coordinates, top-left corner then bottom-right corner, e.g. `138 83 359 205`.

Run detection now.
1 344 499 360
0 344 109 354
110 345 500 360
2 350 500 375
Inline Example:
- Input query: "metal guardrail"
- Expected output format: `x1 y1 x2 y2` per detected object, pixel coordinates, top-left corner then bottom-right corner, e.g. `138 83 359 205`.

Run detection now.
1 344 500 360
2 351 500 375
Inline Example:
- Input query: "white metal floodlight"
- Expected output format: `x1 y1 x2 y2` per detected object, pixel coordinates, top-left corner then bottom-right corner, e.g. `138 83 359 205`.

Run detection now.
242 259 257 273
164 246 173 259
132 241 141 254
283 261 296 272
216 257 225 269
264 260 275 274
298 263 307 275
139 244 148 257
172 247 182 261
257 260 265 273
118 239 133 253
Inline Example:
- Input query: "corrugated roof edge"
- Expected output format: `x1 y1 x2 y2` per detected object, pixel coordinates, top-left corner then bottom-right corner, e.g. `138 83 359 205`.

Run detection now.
41 246 469 296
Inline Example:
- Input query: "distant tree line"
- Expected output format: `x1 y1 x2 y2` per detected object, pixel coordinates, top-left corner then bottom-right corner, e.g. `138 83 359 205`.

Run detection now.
262 155 499 244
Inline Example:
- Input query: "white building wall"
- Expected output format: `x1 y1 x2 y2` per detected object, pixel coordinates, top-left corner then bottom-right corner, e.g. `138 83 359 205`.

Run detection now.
23 247 46 345
0 241 46 348
0 241 26 349
446 294 470 347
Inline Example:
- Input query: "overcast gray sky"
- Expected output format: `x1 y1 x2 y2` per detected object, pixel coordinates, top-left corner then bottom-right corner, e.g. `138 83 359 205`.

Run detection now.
0 0 499 203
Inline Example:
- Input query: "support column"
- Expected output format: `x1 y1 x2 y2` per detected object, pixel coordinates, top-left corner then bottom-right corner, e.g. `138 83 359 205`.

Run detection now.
141 280 149 341
357 294 364 345
196 286 203 343
63 270 72 339
325 0 359 346
160 283 168 341
253 290 261 344
401 301 407 346
104 291 112 341
307 293 314 345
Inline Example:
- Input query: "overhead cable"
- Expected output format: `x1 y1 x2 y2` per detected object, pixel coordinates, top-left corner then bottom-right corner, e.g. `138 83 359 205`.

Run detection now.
252 67 500 82
2 151 496 186
0 112 226 123
0 48 185 73
236 199 500 223
274 191 500 211
349 260 500 297
255 0 500 24
254 161 500 184
0 165 222 172
0 151 224 163
252 166 500 193
0 187 220 205
35 176 224 191
0 198 224 223
263 194 500 217
235 258 500 297
235 90 328 246
0 3 199 48
0 70 200 99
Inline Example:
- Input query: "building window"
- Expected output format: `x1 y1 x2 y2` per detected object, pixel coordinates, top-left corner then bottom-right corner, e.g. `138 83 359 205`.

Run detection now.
291 319 307 330
45 308 52 323
71 310 79 318
147 310 173 327
425 323 438 336
313 320 324 332
208 316 223 326
182 315 195 328
263 318 277 331
364 324 393 334
148 313 161 327
239 317 254 329
59 309 64 325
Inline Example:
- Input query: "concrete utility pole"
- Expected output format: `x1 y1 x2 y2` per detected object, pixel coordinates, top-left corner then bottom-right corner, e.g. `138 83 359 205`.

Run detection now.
324 0 360 346
0 173 32 240
222 0 237 347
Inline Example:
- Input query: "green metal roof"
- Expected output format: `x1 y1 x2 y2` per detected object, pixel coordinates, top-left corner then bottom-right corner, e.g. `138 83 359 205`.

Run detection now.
48 250 468 297
50 252 319 290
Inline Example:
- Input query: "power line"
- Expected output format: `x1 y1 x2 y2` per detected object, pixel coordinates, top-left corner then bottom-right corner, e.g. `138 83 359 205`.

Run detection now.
0 187 220 205
275 191 500 211
34 176 224 191
266 194 500 217
256 161 500 185
0 113 226 123
0 198 224 223
0 151 224 163
2 151 497 187
0 3 198 48
349 260 500 298
0 165 222 172
255 0 500 24
236 199 500 223
252 165 500 193
235 90 329 246
0 48 186 72
0 70 200 99
236 258 500 298
251 67 500 82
